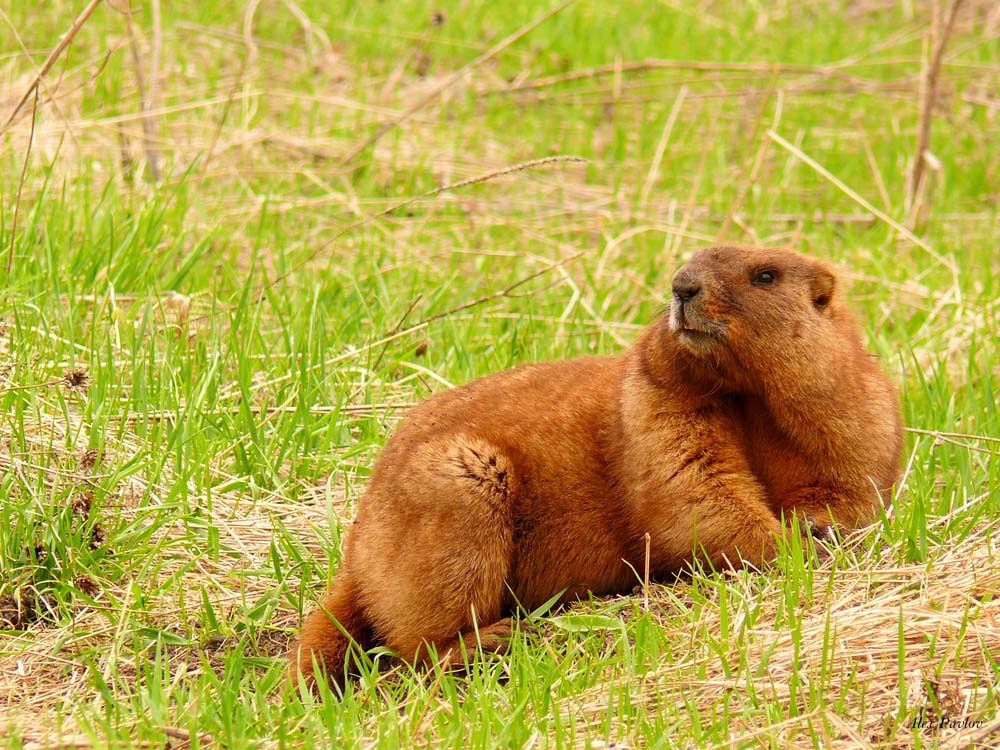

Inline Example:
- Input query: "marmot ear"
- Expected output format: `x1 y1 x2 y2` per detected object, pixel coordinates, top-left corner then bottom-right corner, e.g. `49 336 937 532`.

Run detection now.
811 268 836 310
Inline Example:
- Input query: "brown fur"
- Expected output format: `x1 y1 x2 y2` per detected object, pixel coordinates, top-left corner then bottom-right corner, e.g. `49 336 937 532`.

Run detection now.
289 245 904 692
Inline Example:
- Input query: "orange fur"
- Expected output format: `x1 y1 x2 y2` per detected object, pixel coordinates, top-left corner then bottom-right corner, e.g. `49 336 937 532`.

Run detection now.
289 245 904 692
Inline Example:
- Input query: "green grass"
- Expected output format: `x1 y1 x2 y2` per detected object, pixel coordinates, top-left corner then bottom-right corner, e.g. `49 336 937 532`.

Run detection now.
1 0 998 747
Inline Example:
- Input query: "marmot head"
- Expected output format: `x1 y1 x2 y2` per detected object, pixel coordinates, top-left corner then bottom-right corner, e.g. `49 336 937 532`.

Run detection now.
668 246 842 386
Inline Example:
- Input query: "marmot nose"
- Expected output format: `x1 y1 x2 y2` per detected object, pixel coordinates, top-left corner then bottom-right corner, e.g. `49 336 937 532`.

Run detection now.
672 275 702 303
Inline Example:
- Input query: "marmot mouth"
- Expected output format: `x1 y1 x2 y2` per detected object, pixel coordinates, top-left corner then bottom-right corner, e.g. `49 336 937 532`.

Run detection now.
670 304 723 339
669 304 725 354
673 327 725 358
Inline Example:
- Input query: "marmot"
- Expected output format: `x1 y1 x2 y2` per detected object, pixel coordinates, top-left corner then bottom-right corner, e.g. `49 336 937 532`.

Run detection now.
290 245 904 692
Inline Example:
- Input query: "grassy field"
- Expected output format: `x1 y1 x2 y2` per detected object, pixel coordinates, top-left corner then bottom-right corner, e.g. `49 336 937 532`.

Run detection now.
1 0 998 747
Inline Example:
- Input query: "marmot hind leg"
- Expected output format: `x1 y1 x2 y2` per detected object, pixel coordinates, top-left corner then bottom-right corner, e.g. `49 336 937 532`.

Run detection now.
356 435 518 670
409 617 519 673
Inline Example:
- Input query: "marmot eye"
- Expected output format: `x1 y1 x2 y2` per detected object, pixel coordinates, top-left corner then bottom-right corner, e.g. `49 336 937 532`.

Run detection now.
752 269 777 286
